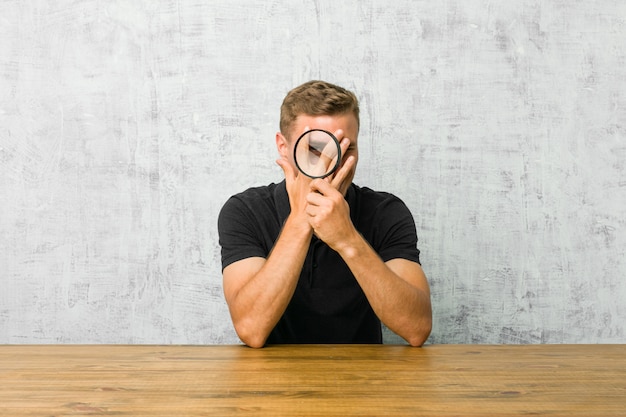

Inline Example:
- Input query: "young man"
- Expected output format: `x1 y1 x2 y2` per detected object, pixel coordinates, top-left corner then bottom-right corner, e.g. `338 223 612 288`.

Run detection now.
218 80 432 348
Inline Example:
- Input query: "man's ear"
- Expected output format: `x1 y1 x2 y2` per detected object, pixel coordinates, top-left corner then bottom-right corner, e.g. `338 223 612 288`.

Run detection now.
276 132 289 159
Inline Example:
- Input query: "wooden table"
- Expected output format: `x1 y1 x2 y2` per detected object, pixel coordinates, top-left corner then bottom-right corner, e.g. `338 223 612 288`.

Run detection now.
1 344 624 416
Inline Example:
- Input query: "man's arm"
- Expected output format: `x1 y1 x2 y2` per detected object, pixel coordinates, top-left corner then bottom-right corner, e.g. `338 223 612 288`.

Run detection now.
307 180 432 346
222 213 312 348
339 242 432 346
223 141 325 348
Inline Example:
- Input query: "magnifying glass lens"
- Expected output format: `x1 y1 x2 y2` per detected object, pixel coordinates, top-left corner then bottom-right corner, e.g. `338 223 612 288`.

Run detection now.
294 130 341 179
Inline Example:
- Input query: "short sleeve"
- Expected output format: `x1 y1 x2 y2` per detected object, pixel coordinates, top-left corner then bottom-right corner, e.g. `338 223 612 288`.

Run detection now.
217 196 269 270
370 196 421 265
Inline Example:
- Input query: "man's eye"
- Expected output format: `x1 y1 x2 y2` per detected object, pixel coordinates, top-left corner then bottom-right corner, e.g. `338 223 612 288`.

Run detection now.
308 146 322 157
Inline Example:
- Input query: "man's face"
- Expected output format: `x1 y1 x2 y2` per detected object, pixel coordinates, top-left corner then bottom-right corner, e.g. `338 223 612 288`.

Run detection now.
277 113 359 191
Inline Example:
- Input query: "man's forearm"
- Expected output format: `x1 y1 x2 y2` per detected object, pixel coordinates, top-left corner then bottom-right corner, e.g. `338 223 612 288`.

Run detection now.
227 215 313 347
336 231 432 346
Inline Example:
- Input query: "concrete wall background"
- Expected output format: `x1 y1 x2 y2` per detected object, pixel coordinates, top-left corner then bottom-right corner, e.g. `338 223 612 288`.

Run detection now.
1 1 625 344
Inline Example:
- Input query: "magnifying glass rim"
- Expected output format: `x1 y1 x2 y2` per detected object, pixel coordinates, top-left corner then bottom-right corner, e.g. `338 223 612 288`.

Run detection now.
293 129 342 179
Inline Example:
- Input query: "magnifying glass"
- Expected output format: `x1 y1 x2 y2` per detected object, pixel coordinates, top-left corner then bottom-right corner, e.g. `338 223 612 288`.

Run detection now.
293 129 341 179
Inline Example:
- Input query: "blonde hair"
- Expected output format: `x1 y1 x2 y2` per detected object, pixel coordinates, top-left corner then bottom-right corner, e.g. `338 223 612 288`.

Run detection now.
279 80 360 138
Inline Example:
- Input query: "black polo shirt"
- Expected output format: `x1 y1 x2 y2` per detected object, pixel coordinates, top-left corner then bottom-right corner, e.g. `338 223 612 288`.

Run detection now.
218 181 421 344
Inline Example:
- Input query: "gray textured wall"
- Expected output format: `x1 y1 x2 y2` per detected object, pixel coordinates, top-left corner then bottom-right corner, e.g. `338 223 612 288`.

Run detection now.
1 1 625 344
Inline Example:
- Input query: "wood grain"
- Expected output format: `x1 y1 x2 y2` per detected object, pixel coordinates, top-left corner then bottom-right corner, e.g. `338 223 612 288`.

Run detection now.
1 344 624 416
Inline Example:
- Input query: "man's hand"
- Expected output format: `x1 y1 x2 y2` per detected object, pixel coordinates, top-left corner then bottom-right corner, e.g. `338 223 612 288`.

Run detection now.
306 175 356 251
302 130 357 249
327 131 355 196
276 126 317 228
277 156 312 219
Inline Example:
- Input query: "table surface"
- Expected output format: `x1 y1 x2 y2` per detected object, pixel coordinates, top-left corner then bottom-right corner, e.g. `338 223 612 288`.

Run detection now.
1 344 624 416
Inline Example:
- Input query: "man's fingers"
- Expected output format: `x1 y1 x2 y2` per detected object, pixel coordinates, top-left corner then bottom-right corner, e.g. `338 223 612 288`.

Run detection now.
309 178 335 196
276 158 295 182
330 155 355 190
